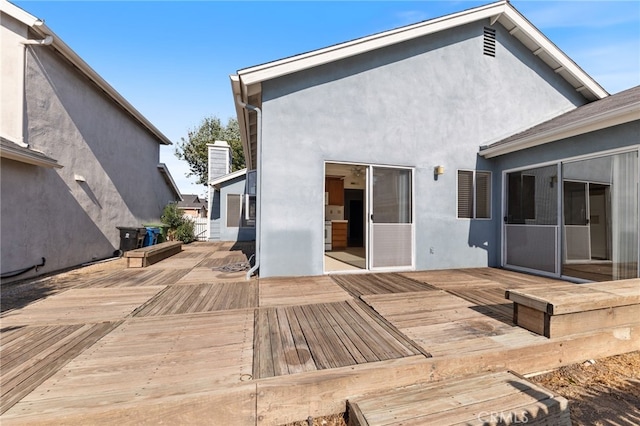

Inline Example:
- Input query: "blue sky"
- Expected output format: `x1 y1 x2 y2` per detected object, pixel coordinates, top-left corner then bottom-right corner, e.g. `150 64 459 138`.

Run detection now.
13 1 640 195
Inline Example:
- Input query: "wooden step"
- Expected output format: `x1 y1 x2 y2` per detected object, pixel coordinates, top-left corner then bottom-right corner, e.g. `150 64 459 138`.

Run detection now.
347 371 570 426
506 279 640 338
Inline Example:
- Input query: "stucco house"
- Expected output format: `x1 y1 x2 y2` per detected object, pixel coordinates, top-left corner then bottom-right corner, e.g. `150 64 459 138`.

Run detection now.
207 141 256 242
230 0 638 281
1 1 181 282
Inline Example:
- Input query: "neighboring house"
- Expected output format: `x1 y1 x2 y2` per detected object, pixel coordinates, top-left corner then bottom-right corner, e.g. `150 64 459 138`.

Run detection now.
0 1 181 282
230 0 639 281
177 194 208 218
207 141 256 242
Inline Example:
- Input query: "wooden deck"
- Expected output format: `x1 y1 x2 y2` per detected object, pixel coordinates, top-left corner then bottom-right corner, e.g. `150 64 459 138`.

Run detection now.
1 243 638 425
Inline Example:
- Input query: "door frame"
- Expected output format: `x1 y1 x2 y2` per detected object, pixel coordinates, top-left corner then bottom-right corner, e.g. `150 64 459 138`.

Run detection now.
323 161 415 274
367 164 416 272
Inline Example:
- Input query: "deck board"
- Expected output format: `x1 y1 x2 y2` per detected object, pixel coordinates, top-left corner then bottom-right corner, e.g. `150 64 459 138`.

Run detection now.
259 276 351 307
2 310 254 420
254 301 421 379
330 273 438 298
0 322 119 414
133 282 257 317
0 287 164 326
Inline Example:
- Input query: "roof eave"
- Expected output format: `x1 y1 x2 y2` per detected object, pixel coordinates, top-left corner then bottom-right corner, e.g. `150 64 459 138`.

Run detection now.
480 103 640 158
234 1 606 102
230 75 254 170
237 1 507 86
157 164 182 201
209 168 247 188
0 136 63 168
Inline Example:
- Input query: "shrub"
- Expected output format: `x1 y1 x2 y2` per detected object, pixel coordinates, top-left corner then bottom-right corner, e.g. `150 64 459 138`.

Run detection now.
161 203 195 243
175 219 195 243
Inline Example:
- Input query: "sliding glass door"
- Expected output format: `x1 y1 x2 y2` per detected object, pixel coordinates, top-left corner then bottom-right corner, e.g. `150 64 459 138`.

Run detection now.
369 166 413 269
504 150 639 281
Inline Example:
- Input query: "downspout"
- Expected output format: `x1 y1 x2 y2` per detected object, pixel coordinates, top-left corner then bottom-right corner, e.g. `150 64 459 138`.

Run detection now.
235 96 262 280
17 34 53 148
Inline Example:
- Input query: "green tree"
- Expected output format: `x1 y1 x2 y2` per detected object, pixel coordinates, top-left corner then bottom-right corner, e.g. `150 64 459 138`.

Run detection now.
175 116 244 185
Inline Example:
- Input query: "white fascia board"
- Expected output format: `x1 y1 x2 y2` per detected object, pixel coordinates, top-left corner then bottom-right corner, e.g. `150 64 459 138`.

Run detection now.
237 1 507 86
235 1 607 103
157 163 182 201
0 0 40 27
480 103 640 158
500 4 608 100
209 168 247 187
230 75 254 170
0 138 62 168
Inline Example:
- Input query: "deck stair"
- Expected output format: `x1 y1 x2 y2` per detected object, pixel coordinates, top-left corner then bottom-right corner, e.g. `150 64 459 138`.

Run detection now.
347 370 570 426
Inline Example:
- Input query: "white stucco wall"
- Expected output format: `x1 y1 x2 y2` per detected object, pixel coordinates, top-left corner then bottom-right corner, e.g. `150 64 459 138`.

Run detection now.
1 24 177 281
257 21 588 278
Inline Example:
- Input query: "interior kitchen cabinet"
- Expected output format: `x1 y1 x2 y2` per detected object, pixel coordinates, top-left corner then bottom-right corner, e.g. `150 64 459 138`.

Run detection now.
326 177 344 206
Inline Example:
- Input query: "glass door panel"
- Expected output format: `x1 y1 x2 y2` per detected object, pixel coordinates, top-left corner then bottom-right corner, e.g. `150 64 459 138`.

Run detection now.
562 152 639 281
504 165 558 274
370 166 413 269
563 181 590 262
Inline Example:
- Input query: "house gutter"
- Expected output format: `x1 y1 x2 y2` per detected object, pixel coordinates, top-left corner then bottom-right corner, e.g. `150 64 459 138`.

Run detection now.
16 31 53 148
235 96 262 280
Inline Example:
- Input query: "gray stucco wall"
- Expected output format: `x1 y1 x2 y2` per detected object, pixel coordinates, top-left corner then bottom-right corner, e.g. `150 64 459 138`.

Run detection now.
1 43 176 281
209 175 256 242
257 20 588 278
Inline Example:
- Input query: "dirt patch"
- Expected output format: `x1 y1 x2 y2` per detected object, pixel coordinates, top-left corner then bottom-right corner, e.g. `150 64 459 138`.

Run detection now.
530 351 640 425
282 413 347 426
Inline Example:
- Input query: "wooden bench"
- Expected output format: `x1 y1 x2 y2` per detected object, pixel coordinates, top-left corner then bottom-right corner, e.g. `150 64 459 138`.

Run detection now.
124 241 183 268
506 279 640 338
347 370 571 425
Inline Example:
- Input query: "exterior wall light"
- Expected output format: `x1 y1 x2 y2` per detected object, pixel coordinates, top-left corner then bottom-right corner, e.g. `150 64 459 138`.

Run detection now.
434 165 445 176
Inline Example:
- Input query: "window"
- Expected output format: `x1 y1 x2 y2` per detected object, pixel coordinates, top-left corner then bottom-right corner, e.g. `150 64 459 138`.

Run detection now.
226 194 256 228
457 170 491 219
226 194 241 227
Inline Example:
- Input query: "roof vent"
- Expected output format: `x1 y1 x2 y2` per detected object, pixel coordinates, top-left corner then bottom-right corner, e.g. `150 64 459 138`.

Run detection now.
483 27 496 57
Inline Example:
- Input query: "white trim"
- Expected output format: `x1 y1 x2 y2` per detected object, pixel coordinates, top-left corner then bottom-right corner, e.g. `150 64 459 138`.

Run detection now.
209 168 247 187
233 1 606 101
0 144 62 168
480 103 639 158
237 1 506 86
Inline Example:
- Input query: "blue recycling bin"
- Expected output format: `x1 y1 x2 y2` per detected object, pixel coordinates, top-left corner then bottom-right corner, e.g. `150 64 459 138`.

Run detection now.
143 227 161 247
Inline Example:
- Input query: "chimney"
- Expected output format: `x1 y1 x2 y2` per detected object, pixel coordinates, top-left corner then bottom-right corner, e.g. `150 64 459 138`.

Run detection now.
207 141 232 181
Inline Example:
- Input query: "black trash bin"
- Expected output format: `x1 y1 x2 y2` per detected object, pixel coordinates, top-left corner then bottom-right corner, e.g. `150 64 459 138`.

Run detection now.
117 227 147 252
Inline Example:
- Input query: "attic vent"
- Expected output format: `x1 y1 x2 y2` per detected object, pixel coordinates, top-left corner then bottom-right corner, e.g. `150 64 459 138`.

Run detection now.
483 27 496 57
